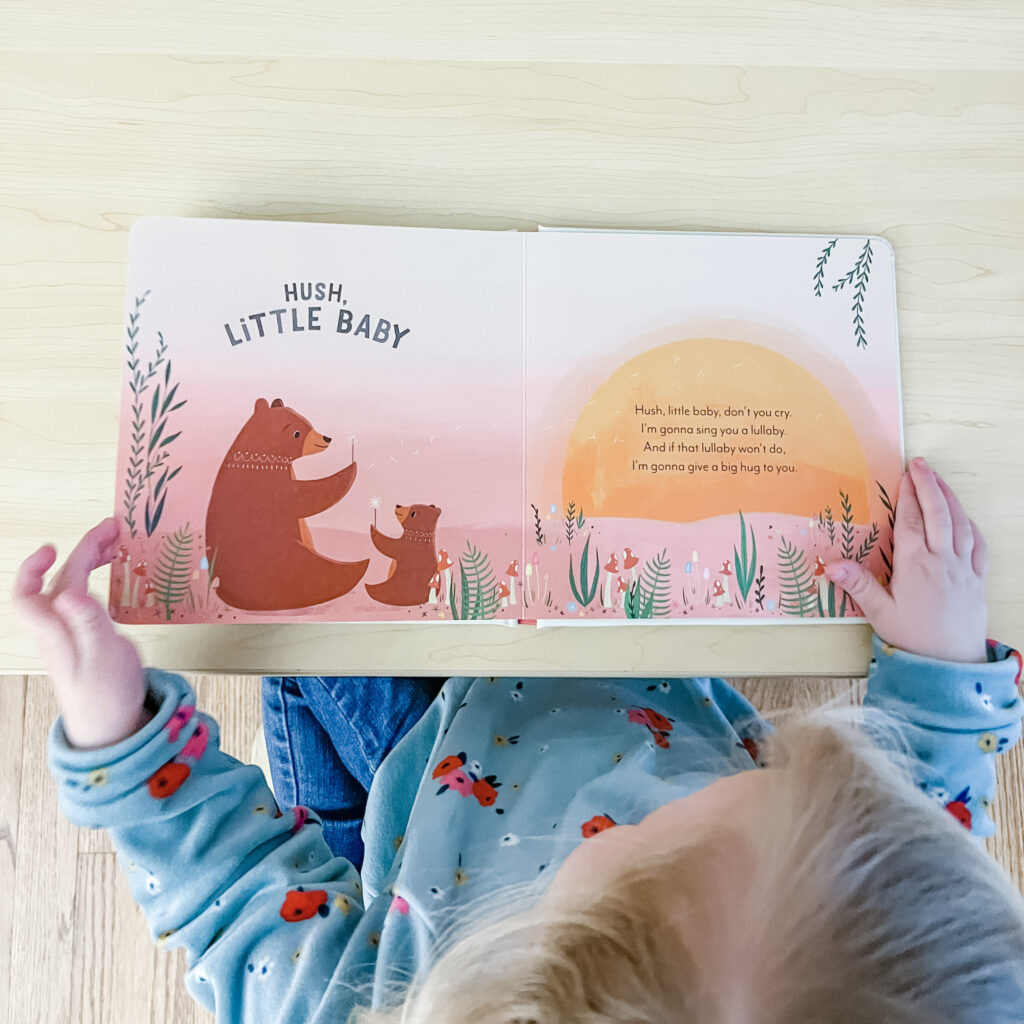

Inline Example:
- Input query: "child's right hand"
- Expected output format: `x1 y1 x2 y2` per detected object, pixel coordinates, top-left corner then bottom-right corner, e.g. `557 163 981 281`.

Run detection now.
12 517 150 749
825 456 989 663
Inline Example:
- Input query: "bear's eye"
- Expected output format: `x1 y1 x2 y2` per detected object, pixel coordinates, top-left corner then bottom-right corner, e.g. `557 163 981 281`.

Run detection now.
293 431 300 439
410 511 416 517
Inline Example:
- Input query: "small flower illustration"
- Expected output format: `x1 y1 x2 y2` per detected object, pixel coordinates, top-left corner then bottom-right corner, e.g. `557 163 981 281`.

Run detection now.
454 868 469 886
978 733 1000 753
333 894 352 914
291 948 302 964
368 932 381 948
87 767 109 788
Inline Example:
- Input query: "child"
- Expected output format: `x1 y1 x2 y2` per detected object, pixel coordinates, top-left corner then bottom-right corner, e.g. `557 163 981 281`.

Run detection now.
13 456 1024 1023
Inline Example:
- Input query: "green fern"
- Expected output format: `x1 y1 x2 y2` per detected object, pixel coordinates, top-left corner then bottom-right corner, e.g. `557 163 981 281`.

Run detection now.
152 523 194 621
777 536 817 617
448 542 499 620
624 548 672 618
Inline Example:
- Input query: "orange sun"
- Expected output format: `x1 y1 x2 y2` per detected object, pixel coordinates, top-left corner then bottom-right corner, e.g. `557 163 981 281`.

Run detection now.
562 337 869 523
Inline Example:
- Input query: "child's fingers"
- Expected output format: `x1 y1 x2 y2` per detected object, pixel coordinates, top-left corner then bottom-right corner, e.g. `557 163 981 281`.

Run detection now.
892 468 926 553
970 521 989 579
908 458 953 554
12 546 76 669
932 472 974 560
49 518 120 598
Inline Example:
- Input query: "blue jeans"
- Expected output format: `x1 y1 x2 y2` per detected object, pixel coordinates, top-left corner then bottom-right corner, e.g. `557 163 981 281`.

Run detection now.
260 676 442 869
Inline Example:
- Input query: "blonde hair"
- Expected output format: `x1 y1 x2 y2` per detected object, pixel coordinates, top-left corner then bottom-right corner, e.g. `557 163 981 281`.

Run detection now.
352 707 1024 1023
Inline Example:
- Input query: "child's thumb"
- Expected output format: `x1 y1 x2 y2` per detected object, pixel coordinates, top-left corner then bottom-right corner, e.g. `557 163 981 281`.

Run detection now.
824 561 889 620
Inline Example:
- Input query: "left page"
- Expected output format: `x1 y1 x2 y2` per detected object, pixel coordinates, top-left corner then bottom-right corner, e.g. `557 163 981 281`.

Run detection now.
110 217 524 624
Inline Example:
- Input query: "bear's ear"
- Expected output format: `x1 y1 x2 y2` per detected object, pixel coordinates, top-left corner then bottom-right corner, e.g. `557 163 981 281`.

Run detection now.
271 398 284 408
254 398 269 414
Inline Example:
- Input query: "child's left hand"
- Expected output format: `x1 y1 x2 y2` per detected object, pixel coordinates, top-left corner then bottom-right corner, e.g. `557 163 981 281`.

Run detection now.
12 517 150 749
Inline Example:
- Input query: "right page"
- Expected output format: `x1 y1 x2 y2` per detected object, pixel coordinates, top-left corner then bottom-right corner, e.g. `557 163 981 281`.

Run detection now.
524 231 904 623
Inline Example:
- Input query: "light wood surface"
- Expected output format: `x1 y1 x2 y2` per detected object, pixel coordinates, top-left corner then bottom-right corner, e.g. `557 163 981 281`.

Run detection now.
2 2 1022 675
2 674 1022 1024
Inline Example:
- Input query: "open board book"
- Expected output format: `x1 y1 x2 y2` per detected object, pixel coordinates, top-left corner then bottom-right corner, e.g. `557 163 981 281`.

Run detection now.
110 218 904 626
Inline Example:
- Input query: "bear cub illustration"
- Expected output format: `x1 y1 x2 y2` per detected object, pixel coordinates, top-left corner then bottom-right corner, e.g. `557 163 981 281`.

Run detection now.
205 397 369 611
366 504 441 606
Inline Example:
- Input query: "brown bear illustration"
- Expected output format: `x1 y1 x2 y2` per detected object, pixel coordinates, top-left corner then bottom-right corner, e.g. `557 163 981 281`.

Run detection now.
205 397 370 611
365 504 441 606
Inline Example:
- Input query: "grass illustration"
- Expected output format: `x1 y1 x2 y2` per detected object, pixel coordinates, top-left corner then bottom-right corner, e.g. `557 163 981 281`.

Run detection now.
732 510 757 603
568 532 600 608
816 580 848 619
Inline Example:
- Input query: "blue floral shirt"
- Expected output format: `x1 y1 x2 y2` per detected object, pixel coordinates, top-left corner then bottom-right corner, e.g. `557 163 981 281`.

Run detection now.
49 634 1022 1023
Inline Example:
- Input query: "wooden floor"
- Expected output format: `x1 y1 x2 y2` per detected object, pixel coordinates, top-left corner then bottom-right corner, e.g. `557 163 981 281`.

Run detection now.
1 674 1021 1024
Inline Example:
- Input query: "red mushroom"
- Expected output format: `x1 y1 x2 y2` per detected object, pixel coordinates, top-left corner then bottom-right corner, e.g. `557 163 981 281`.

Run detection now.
505 560 519 605
497 580 511 608
617 576 629 608
716 561 732 606
437 549 454 605
602 554 618 607
623 548 639 581
428 571 441 602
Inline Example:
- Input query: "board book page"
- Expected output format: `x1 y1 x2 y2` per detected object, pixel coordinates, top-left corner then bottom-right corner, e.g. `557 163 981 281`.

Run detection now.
110 218 902 626
524 229 903 624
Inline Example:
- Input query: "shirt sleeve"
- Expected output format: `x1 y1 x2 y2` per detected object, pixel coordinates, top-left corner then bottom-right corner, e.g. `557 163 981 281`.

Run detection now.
47 668 375 1023
863 633 1023 838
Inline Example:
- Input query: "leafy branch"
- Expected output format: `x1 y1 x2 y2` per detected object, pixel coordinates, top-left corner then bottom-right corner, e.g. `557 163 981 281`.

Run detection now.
855 522 879 563
840 490 855 560
812 238 839 297
832 239 873 349
876 480 896 585
531 503 545 546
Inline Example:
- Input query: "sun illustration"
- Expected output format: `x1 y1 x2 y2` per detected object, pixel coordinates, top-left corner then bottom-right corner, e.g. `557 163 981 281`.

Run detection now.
562 337 870 524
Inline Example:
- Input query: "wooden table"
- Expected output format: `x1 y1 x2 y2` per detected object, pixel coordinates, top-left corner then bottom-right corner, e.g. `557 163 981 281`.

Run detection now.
2 2 1021 676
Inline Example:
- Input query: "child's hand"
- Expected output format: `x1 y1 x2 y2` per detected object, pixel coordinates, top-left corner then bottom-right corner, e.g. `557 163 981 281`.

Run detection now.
12 517 150 749
825 457 989 663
